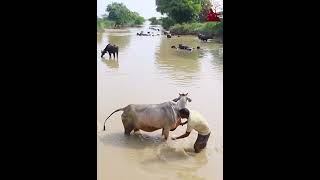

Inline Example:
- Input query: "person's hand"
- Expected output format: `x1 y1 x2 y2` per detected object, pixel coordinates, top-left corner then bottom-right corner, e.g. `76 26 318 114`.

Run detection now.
171 137 177 140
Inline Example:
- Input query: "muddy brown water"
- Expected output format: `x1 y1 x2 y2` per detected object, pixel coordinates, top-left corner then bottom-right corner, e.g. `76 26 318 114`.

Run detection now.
97 23 223 180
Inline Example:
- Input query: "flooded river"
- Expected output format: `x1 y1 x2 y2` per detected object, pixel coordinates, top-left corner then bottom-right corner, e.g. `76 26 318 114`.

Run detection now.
97 23 223 180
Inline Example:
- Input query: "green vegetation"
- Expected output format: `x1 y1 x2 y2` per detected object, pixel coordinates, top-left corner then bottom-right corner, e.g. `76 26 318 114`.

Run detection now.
156 0 213 24
106 2 145 26
159 17 176 30
97 2 145 31
199 0 213 22
169 22 203 35
156 0 223 39
169 21 223 38
149 17 161 25
97 0 223 40
156 0 201 23
97 17 115 32
129 12 145 26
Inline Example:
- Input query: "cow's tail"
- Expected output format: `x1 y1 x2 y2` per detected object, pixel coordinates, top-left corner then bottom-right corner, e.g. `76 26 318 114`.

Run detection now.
103 107 125 131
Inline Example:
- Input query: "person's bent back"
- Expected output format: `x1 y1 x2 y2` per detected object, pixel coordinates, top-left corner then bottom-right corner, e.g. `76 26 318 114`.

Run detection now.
172 108 211 153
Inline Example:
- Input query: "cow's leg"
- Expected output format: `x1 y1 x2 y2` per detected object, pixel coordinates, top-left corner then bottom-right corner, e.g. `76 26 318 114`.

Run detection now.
124 125 134 136
113 52 116 59
108 52 111 59
123 120 133 136
121 114 134 136
161 128 165 138
163 127 170 140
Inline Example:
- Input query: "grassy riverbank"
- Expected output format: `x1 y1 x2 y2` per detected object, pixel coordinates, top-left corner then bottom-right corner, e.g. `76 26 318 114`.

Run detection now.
97 19 115 32
169 21 223 38
154 0 223 40
97 19 144 32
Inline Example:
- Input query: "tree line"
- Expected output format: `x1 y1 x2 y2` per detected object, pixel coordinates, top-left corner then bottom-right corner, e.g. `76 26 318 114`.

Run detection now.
152 0 222 39
97 2 145 30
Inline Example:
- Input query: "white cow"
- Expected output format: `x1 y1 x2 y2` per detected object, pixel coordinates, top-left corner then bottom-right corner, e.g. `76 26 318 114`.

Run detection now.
103 93 192 140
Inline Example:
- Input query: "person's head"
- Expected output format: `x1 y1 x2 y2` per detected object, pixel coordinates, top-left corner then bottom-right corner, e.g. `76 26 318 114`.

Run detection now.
179 108 190 119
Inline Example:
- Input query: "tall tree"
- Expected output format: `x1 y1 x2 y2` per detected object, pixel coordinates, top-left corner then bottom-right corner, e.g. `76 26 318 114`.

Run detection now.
106 2 144 26
156 0 201 23
149 17 161 25
106 3 131 25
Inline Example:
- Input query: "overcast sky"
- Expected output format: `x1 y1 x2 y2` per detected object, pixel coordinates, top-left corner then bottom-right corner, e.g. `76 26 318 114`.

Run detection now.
97 0 162 19
97 0 223 19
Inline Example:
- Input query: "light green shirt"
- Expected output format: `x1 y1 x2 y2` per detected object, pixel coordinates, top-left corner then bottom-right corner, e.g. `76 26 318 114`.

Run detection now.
186 110 211 135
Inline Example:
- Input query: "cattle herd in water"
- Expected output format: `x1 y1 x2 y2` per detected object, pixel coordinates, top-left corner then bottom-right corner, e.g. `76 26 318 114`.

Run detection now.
99 28 217 153
101 26 215 58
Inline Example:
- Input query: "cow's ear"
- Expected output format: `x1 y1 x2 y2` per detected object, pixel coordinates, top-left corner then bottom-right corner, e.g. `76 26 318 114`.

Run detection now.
179 93 182 96
186 93 188 96
187 98 192 102
172 98 179 102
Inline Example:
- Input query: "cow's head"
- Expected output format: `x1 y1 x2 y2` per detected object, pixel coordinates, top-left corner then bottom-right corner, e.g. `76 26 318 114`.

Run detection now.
172 93 192 108
101 50 106 58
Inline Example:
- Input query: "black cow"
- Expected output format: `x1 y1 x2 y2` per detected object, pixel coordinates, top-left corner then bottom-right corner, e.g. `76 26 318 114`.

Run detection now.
101 44 119 58
171 44 201 51
198 33 214 41
178 44 193 51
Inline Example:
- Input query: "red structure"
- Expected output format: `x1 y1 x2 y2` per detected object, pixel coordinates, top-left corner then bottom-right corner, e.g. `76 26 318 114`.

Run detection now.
207 8 220 22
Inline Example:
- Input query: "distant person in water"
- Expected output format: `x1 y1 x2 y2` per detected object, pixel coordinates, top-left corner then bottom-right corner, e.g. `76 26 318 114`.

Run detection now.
172 108 211 153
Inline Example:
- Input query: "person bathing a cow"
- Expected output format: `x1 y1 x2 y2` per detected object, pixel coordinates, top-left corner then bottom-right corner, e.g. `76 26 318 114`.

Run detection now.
103 93 192 140
172 108 211 153
101 44 119 58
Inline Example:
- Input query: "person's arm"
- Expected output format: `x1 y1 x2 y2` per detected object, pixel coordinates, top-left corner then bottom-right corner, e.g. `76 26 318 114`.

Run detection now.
172 131 190 140
180 120 188 126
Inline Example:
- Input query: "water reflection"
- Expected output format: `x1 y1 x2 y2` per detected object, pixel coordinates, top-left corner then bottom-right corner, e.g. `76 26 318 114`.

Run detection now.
107 34 131 51
97 33 103 43
140 143 209 180
155 36 202 85
209 46 223 73
102 58 119 69
198 41 223 73
98 132 163 149
99 131 209 180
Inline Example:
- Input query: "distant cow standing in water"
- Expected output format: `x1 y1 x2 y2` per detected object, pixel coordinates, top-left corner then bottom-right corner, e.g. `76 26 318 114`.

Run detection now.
101 44 119 58
198 34 214 42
